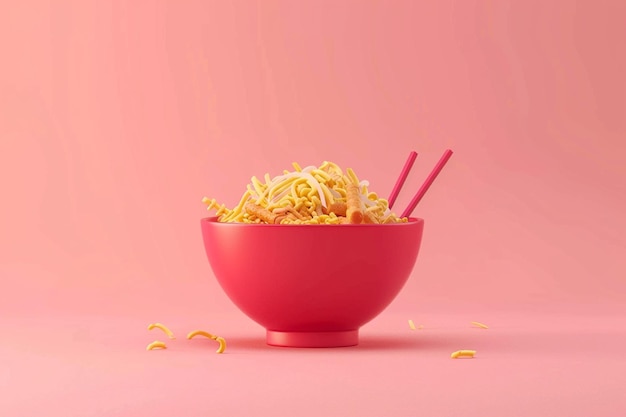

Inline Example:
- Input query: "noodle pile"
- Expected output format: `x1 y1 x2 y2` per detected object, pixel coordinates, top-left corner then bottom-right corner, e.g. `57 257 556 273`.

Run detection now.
202 161 408 225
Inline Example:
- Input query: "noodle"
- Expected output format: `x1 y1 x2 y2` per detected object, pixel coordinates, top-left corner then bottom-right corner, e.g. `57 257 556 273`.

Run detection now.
203 161 408 225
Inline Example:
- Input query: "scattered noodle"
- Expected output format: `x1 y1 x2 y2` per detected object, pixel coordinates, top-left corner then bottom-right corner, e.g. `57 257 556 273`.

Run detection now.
187 330 216 340
146 341 167 351
203 162 408 225
471 321 489 329
147 323 175 340
188 330 227 354
215 336 227 354
408 319 416 330
451 350 476 359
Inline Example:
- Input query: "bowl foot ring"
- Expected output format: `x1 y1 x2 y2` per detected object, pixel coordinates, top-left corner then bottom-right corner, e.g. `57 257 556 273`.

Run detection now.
266 329 358 348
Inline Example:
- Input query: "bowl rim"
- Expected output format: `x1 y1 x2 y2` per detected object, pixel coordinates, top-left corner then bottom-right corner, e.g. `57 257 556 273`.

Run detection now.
200 216 423 227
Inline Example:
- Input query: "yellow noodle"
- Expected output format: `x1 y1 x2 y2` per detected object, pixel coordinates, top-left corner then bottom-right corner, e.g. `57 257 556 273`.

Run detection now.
296 183 309 196
319 183 335 206
251 176 266 196
346 168 359 186
334 187 347 198
267 177 296 201
311 196 322 211
290 177 309 200
221 190 252 222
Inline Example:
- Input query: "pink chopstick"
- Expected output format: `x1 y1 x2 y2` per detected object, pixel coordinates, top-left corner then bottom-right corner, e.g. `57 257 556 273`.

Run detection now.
388 151 418 209
401 149 453 218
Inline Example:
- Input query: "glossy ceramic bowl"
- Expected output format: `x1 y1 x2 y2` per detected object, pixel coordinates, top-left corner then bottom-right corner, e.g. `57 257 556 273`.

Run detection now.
200 216 424 347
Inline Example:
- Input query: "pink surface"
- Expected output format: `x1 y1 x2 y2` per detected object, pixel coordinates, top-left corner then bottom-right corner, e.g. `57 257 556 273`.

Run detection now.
3 308 626 416
1 0 625 415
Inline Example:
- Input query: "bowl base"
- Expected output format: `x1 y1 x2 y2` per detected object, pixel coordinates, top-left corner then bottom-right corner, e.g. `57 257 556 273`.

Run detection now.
266 329 358 348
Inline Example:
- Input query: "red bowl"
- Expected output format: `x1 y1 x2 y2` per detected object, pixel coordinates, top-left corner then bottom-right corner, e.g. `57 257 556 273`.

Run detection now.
201 216 424 347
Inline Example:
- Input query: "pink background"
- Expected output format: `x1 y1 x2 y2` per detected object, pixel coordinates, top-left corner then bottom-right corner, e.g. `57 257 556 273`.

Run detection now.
1 1 625 416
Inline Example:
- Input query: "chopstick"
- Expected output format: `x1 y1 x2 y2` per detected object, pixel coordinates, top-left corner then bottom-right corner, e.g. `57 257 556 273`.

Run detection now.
387 151 418 209
400 149 453 218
